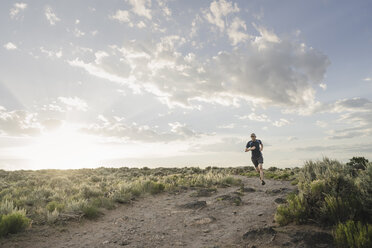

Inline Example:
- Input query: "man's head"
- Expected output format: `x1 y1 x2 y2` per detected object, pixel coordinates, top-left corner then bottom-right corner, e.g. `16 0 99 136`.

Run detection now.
251 133 256 141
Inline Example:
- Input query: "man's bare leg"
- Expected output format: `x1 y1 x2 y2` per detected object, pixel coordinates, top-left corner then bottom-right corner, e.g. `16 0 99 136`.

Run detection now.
258 164 265 184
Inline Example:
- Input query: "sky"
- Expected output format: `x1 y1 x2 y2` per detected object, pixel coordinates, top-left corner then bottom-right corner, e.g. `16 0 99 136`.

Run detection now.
0 0 372 170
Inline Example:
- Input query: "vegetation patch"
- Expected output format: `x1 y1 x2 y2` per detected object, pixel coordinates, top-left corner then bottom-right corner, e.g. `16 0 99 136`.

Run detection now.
275 157 372 247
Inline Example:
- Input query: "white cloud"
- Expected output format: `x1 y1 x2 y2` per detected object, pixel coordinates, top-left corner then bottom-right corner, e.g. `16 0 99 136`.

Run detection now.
40 47 63 58
217 123 235 129
252 24 281 50
325 98 372 139
68 28 329 111
128 0 152 20
58 97 88 112
41 97 88 112
74 28 85 37
227 17 250 45
319 83 327 90
3 42 17 50
157 0 171 17
273 118 290 127
204 0 239 32
237 113 290 127
80 115 200 142
110 10 131 23
44 6 61 25
316 120 327 128
137 21 146 28
364 77 371 82
0 106 42 136
238 113 270 122
10 2 27 20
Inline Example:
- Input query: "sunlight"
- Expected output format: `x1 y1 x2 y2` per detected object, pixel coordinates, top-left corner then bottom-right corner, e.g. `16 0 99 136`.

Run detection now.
23 125 103 170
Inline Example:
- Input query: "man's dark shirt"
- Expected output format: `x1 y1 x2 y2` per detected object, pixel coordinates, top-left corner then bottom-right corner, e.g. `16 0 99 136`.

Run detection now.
246 140 263 158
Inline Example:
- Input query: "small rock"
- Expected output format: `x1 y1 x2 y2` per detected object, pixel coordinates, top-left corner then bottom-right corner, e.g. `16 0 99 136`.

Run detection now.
191 188 217 197
258 213 263 216
216 194 242 206
180 200 207 209
241 187 256 192
274 198 287 204
120 240 130 246
243 226 276 240
102 240 109 245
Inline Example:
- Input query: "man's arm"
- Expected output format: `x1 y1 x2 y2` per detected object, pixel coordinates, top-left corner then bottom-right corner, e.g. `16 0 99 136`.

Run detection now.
245 146 256 152
259 140 263 152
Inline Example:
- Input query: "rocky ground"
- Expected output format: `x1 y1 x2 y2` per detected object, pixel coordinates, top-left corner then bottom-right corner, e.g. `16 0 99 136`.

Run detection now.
0 176 334 248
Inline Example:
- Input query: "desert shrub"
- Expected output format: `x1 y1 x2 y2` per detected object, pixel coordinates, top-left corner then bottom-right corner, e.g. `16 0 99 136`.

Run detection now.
267 167 278 172
334 220 372 248
112 191 133 204
221 176 242 186
0 212 30 237
65 199 88 213
46 201 65 212
347 157 369 171
80 185 102 199
276 158 371 227
142 181 165 195
81 205 100 219
275 193 308 225
46 209 59 223
91 197 115 210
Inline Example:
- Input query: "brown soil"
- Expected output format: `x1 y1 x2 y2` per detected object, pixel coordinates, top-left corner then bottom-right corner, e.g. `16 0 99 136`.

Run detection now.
0 176 334 248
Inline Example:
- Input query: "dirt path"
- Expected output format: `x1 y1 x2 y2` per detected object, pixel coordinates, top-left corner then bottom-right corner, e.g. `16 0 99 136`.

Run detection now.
0 177 334 248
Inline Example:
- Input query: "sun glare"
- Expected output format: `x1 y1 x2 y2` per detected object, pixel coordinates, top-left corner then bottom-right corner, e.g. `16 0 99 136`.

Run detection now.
24 125 102 170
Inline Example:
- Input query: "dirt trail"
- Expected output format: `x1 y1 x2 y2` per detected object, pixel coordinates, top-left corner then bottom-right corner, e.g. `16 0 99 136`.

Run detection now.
0 177 334 248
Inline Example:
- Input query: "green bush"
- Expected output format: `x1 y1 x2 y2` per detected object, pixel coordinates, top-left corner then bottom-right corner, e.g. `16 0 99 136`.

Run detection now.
275 193 308 225
334 220 372 248
46 201 65 212
0 212 30 237
82 205 100 220
143 181 165 195
277 158 371 226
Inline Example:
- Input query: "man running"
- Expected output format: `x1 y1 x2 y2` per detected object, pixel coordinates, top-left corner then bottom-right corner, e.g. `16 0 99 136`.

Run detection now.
245 133 265 185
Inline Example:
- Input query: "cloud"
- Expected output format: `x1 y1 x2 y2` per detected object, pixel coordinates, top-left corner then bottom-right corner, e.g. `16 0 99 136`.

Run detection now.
188 137 243 153
110 10 131 23
319 83 327 90
227 17 250 45
204 0 239 32
68 29 329 111
80 115 200 142
42 97 88 112
363 77 371 82
316 120 327 128
10 2 27 20
325 98 372 139
3 42 17 50
40 47 63 58
128 0 152 20
45 6 61 25
157 0 171 17
58 97 88 111
0 106 42 136
238 113 270 122
273 118 290 127
217 123 235 129
296 143 372 153
237 113 290 127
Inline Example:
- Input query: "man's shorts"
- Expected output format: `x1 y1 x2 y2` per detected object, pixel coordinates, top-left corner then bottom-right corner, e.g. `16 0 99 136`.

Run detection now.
251 156 264 167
